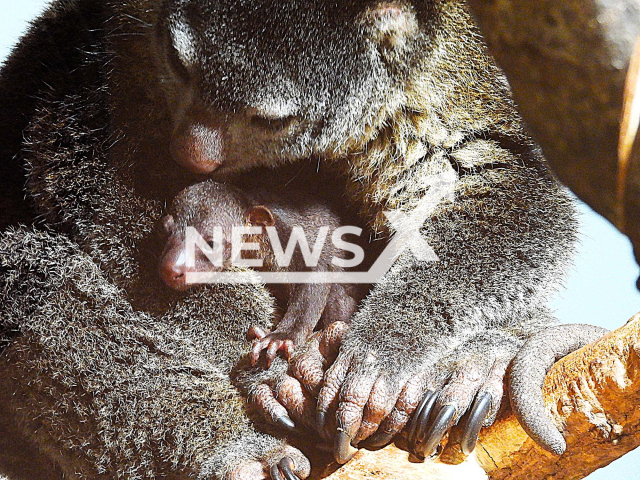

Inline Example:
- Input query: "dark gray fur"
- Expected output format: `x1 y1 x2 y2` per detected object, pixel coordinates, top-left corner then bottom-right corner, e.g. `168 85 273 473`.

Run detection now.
0 0 579 477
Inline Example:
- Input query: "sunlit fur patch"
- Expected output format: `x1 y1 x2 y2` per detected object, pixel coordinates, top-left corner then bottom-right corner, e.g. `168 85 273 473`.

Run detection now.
169 13 198 68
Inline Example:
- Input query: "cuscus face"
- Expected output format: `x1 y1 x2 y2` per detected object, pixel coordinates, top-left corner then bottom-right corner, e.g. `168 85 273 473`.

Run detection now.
154 0 424 175
158 182 247 289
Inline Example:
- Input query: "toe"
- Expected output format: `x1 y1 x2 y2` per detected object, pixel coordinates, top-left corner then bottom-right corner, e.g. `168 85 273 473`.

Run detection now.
317 352 353 433
275 375 317 430
248 325 269 341
369 374 429 448
434 361 488 425
355 376 399 443
290 337 325 397
252 384 297 432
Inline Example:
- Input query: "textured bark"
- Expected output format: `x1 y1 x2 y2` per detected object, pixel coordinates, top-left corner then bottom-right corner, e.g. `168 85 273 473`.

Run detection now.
477 313 640 479
466 0 640 263
309 447 487 480
316 313 640 479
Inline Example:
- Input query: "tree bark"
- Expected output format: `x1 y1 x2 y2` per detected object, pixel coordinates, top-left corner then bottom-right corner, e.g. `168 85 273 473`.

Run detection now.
313 313 640 479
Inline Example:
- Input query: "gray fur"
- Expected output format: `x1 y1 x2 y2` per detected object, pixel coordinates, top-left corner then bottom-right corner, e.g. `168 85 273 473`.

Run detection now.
0 226 284 478
509 324 610 455
0 0 580 476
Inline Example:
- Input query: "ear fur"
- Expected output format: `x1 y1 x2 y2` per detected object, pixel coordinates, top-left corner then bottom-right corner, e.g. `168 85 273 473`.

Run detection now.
246 205 275 227
361 2 419 51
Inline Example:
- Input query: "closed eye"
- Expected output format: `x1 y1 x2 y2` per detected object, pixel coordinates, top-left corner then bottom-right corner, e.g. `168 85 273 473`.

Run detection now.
250 114 296 132
166 41 191 82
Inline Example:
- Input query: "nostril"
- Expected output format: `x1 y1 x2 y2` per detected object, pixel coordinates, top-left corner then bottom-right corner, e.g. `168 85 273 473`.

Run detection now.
159 260 189 290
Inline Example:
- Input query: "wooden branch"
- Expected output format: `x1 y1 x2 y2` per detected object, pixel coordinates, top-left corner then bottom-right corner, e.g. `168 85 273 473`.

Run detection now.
311 313 640 479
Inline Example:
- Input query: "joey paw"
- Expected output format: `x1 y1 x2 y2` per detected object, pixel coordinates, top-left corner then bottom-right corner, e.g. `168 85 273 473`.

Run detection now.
248 325 296 368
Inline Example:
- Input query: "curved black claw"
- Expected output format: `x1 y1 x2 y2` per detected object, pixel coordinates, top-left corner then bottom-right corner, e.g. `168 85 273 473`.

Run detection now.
407 390 437 453
276 415 296 432
270 464 285 480
334 430 358 464
365 431 395 450
414 405 456 459
316 411 333 442
460 393 492 455
509 324 609 455
279 457 301 480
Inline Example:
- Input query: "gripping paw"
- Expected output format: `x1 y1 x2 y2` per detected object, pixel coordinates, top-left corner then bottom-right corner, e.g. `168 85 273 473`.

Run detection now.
403 338 520 459
243 322 349 434
224 446 310 480
248 326 296 368
317 333 521 463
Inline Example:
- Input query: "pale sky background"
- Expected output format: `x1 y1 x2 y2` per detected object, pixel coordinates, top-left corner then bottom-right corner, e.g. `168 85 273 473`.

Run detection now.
1 1 639 478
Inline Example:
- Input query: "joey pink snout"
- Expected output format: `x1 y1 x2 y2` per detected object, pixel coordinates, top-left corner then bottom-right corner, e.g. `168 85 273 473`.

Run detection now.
159 248 190 291
171 122 225 175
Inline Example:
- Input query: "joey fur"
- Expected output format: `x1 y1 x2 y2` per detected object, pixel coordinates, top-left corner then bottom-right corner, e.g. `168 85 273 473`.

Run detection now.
159 180 368 367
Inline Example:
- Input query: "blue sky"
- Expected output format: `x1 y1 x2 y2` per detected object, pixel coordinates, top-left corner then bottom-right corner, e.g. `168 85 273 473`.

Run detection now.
1 0 639 477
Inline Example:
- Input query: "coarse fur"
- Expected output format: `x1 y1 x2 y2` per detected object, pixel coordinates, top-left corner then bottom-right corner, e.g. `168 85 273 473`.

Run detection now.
0 0 577 477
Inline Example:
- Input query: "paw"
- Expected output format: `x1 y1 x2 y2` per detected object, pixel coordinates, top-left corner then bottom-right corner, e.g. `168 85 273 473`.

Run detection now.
248 326 296 368
243 322 348 434
224 446 311 480
316 346 426 463
317 333 521 463
403 351 509 459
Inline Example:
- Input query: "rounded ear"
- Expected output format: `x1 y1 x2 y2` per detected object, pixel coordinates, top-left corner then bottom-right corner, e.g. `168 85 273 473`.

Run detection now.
161 214 176 235
246 205 275 227
361 2 418 51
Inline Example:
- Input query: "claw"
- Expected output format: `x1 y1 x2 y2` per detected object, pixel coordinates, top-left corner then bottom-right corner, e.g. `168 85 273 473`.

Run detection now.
317 411 326 430
279 457 300 480
335 430 358 464
316 410 335 442
270 464 285 480
365 431 395 449
414 405 456 459
407 390 437 452
460 393 492 455
316 410 331 440
275 415 296 431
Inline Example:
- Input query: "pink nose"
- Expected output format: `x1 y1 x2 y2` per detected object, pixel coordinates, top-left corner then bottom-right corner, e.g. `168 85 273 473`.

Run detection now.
171 123 224 175
159 259 189 291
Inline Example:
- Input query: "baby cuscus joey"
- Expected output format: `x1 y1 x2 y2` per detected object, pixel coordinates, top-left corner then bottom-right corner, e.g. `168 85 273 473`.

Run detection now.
159 180 368 367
